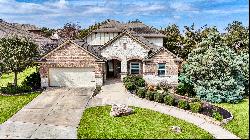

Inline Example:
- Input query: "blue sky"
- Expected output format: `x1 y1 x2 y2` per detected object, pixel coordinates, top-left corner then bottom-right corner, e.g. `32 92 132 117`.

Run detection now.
0 0 249 32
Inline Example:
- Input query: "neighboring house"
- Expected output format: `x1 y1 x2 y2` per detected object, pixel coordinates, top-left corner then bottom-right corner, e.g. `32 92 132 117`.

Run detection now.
37 20 182 88
0 19 54 48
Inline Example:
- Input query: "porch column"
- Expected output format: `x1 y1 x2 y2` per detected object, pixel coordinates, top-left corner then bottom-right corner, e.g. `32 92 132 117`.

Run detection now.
120 60 127 81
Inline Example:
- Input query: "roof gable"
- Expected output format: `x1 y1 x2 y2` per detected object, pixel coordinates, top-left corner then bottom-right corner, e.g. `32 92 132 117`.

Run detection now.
145 47 182 61
39 40 103 61
99 31 152 51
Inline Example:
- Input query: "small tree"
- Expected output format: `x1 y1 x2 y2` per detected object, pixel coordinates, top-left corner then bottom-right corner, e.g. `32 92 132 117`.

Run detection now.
0 36 39 86
185 29 245 103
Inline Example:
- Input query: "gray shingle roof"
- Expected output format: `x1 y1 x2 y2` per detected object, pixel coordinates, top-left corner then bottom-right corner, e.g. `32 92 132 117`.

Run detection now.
0 20 52 46
92 19 165 38
0 19 61 57
73 39 105 60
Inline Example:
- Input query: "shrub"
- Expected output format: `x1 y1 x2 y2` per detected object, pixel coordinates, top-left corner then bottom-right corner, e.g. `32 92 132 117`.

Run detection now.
136 88 146 98
164 95 175 106
189 102 202 113
123 75 145 89
183 31 245 103
21 72 41 90
145 91 155 101
154 92 164 103
135 78 145 87
212 111 223 121
124 82 136 91
178 99 189 110
0 84 32 94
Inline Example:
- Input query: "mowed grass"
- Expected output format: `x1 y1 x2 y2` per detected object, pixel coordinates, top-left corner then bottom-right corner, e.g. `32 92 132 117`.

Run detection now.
216 99 249 139
0 92 40 124
77 106 213 139
0 67 37 87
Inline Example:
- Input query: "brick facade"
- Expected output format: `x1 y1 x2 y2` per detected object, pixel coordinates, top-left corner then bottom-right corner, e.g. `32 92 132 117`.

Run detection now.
39 41 104 87
143 50 179 86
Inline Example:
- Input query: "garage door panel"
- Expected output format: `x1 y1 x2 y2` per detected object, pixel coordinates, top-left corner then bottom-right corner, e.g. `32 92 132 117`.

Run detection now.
49 68 96 87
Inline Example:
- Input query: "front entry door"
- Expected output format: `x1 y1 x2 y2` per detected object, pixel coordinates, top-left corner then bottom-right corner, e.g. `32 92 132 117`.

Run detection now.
107 60 121 78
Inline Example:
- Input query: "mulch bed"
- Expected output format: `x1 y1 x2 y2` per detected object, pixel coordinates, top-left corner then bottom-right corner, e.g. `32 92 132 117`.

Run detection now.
128 89 232 121
171 93 232 119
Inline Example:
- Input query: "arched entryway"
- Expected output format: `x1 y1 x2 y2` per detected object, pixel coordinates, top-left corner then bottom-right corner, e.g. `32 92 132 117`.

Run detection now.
106 59 121 79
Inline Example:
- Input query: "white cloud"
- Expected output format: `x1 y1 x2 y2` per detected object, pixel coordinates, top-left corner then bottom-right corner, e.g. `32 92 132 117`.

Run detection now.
204 8 249 14
82 6 112 15
170 2 199 13
58 0 67 8
173 15 181 19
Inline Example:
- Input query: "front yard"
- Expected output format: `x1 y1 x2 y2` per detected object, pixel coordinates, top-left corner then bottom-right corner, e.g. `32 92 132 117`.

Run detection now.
0 66 40 124
77 106 213 139
216 99 249 139
0 92 40 124
0 67 36 87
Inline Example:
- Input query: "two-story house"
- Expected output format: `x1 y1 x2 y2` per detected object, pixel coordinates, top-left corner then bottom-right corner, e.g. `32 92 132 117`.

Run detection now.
38 20 182 88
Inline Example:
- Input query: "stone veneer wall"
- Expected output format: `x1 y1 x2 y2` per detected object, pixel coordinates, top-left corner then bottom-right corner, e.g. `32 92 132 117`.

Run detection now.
101 34 149 80
143 51 179 85
39 42 104 87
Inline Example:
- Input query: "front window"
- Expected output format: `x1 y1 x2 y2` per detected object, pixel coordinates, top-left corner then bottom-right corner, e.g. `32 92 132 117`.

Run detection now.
130 62 140 74
158 63 166 76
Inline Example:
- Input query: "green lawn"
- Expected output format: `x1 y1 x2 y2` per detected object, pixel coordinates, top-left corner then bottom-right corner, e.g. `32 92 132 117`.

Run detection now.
77 106 213 139
216 99 249 139
0 92 40 124
0 67 37 87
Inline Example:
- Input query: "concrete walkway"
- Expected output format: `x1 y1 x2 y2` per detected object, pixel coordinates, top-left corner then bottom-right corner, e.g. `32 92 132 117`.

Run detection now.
0 88 93 139
88 79 240 139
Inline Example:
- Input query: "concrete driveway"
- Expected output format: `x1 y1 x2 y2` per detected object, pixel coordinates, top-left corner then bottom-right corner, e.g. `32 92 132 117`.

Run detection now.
0 87 93 139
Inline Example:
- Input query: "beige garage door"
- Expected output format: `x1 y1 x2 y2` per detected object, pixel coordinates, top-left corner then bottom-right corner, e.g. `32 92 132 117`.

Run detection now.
49 68 96 87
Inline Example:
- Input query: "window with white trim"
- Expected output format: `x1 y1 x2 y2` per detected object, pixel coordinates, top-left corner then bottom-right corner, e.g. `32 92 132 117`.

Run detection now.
158 63 166 76
130 62 140 74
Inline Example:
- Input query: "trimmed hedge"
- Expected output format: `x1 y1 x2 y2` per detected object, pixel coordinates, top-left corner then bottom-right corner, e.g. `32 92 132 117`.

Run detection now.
0 84 32 94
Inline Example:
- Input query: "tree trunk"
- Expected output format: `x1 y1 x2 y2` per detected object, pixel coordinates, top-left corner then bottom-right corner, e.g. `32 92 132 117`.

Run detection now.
14 71 18 87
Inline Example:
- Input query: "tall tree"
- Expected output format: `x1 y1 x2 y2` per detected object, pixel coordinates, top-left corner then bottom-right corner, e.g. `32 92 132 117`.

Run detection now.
58 22 81 39
160 24 183 57
181 23 203 59
223 21 249 53
0 36 39 86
